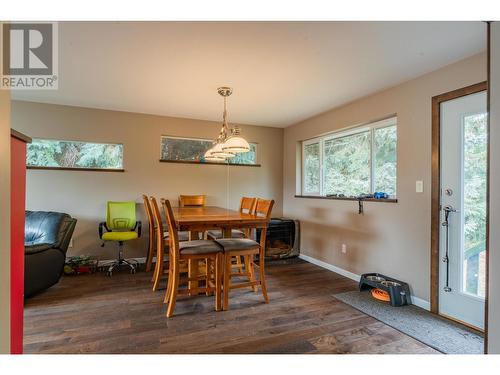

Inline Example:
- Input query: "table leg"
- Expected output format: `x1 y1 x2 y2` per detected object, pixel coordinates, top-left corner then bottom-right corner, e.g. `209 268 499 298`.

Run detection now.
189 230 200 241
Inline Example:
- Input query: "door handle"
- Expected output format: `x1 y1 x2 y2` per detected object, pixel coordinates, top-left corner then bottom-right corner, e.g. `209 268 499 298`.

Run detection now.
441 205 456 293
443 205 458 213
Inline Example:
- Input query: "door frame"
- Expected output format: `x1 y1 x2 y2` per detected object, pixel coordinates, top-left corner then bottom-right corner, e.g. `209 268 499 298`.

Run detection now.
430 81 488 325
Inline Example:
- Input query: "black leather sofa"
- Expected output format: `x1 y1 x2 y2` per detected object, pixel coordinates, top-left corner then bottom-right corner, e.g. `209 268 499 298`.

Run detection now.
24 211 77 298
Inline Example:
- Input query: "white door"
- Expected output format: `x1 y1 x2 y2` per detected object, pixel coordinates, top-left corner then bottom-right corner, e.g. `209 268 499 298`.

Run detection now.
439 90 487 330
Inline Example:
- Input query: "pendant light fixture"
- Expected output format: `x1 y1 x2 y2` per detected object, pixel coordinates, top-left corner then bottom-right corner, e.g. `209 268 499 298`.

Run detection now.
204 86 250 161
222 125 251 153
220 87 250 153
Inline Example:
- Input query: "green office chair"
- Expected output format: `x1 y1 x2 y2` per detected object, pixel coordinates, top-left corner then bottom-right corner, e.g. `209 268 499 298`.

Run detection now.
99 201 142 276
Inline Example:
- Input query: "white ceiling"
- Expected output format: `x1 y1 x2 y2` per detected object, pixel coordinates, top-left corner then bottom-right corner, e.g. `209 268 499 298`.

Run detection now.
13 22 486 127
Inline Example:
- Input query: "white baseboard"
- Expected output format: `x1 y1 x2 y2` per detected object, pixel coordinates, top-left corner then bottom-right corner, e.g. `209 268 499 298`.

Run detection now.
299 254 361 282
299 253 430 311
411 296 431 311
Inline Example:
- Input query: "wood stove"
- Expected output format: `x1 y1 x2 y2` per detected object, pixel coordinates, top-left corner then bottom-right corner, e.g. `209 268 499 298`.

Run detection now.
256 218 300 259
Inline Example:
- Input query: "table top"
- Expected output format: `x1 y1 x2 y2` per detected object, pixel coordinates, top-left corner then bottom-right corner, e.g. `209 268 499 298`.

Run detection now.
172 206 268 229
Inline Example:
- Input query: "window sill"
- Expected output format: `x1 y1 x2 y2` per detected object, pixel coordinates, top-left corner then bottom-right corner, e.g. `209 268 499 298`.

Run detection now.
27 166 125 172
159 159 261 167
294 195 398 203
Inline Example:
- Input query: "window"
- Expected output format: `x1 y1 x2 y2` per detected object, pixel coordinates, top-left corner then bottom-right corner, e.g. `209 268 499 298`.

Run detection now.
27 139 124 170
302 141 321 194
301 117 397 198
160 136 259 166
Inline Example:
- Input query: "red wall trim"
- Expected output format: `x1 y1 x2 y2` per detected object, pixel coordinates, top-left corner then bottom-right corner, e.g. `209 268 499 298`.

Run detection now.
10 136 27 354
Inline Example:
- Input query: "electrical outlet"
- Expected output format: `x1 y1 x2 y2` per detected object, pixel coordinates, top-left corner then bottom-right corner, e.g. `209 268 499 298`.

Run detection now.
341 243 347 254
69 238 74 248
416 180 424 193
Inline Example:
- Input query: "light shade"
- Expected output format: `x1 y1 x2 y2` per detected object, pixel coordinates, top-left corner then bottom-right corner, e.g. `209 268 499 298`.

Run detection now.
204 147 225 162
222 135 250 153
211 142 235 158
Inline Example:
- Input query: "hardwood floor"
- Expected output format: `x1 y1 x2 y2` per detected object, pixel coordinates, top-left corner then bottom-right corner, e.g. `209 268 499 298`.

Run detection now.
24 259 438 354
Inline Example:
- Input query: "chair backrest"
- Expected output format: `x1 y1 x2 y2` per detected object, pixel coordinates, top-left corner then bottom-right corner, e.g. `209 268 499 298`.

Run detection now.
240 197 257 214
25 211 76 251
255 199 274 246
179 194 206 207
255 199 274 219
161 199 180 260
142 194 154 229
149 197 166 263
106 201 136 230
149 197 163 234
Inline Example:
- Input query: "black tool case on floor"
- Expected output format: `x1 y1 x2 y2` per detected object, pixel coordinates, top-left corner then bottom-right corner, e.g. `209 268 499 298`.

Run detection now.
359 273 412 307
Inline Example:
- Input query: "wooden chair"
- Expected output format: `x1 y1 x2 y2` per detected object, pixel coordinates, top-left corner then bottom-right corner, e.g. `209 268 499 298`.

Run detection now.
142 195 156 273
150 196 170 291
207 197 257 275
215 199 274 310
179 194 207 241
207 197 257 240
161 199 223 317
148 196 190 290
179 194 206 207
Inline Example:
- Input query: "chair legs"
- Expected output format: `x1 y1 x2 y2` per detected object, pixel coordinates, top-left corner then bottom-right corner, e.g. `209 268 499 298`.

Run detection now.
163 251 263 315
166 261 180 318
145 232 155 273
244 255 258 292
105 242 137 276
215 254 222 312
164 261 173 305
152 256 163 291
234 255 244 274
259 253 269 304
223 253 232 311
166 254 222 317
222 250 268 310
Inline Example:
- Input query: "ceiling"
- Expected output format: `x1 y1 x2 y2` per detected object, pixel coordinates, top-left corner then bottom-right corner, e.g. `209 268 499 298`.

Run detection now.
13 22 486 127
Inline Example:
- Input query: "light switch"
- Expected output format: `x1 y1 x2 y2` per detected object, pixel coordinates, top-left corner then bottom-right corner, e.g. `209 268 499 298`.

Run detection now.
416 180 424 193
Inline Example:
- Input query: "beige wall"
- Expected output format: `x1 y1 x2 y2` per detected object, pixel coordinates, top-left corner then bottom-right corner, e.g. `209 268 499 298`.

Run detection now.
283 52 487 303
11 102 283 260
0 89 11 353
488 22 500 354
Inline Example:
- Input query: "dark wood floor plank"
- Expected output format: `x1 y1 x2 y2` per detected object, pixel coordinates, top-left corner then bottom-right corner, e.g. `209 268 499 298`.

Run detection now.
24 259 438 354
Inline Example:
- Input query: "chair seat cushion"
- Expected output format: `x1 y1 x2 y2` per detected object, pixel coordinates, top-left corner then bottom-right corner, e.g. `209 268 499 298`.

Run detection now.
207 229 246 239
179 240 223 255
102 231 138 242
164 231 190 241
216 238 260 251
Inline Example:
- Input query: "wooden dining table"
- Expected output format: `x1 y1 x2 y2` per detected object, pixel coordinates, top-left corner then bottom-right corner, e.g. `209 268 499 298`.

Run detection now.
172 206 269 292
172 205 269 237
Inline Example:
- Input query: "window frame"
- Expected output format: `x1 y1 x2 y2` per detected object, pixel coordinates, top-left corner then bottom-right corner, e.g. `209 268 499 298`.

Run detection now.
26 137 125 172
301 137 323 196
159 135 260 166
301 116 397 197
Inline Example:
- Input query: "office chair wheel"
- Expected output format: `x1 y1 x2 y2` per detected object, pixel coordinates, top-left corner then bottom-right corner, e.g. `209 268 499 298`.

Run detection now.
130 268 136 274
107 270 113 277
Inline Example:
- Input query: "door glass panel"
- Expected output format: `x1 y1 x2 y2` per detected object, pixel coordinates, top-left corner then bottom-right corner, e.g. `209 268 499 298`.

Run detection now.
462 112 487 298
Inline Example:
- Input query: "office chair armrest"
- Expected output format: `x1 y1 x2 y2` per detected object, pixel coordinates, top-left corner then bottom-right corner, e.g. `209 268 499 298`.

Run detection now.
99 221 110 239
134 220 142 237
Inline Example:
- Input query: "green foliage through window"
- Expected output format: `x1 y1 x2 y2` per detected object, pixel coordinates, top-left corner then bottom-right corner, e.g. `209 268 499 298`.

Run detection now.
27 139 123 170
462 113 487 297
303 143 320 193
160 136 258 165
302 118 397 198
324 131 371 196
